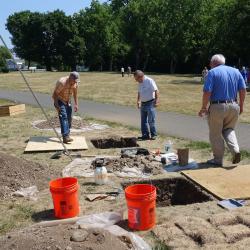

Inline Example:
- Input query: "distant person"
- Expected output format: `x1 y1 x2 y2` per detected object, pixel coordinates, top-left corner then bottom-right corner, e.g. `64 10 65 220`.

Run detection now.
247 67 250 84
52 72 80 143
241 66 248 84
121 67 125 77
198 54 246 166
134 70 159 140
127 66 132 76
201 66 208 83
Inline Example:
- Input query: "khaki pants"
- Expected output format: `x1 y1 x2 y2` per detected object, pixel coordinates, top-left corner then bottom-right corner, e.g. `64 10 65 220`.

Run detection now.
208 102 240 163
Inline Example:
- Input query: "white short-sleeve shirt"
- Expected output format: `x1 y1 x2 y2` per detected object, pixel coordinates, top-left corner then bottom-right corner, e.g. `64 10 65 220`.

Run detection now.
138 76 158 102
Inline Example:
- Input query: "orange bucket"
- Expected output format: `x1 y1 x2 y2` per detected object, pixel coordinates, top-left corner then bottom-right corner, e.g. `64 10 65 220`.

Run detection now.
49 177 80 219
125 184 156 230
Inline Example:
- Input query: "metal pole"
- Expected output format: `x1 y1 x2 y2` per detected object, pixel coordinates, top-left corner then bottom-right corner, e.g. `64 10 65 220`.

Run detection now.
0 35 72 160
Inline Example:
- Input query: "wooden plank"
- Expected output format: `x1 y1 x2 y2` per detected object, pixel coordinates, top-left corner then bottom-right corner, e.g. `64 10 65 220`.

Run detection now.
181 165 250 200
9 104 25 113
24 136 88 152
0 104 25 117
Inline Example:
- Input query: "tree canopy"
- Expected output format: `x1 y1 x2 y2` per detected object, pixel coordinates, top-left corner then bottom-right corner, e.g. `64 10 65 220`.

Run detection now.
6 0 250 72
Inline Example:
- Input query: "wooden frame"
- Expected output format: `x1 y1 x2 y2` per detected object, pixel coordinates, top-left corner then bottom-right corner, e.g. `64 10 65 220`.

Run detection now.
0 104 26 117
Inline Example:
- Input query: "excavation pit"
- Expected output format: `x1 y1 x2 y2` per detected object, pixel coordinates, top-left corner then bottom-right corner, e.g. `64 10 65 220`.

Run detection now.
122 177 213 207
91 136 139 149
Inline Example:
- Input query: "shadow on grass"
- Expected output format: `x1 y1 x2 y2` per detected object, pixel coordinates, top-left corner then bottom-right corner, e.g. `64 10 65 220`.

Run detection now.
32 209 55 222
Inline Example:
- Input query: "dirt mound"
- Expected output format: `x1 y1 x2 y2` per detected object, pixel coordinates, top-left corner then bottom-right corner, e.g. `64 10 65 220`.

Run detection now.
0 152 58 198
35 116 87 130
0 225 131 250
92 155 164 175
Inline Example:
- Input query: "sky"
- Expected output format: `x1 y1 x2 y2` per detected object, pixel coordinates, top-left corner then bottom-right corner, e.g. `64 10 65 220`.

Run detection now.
0 0 106 48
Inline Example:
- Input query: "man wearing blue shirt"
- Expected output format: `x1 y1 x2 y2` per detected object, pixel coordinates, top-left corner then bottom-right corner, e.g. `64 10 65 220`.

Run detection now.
134 70 159 140
199 54 246 166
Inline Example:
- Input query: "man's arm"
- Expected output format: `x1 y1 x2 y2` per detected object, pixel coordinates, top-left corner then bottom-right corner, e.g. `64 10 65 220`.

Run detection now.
198 91 211 117
155 90 159 107
137 92 141 108
73 87 79 112
239 89 246 114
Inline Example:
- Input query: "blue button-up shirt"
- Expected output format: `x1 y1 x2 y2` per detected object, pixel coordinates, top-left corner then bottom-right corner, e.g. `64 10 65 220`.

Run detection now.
203 65 246 101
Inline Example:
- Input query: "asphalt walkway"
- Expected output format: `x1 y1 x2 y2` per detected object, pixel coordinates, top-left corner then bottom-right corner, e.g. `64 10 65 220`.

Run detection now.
1 89 250 151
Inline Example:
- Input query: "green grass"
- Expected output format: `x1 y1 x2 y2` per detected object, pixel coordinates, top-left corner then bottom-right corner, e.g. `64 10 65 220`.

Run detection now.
0 204 35 234
185 141 211 150
240 150 250 160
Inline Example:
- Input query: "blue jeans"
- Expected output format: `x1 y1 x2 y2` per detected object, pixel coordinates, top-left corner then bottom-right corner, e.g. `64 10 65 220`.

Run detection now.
140 100 157 137
58 100 72 137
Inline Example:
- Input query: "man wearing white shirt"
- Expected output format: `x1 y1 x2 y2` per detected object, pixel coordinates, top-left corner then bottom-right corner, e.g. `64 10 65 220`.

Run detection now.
134 70 159 140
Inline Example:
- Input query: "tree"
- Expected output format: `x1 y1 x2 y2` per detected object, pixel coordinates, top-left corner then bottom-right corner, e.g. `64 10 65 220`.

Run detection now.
6 11 44 67
0 46 11 72
75 1 128 71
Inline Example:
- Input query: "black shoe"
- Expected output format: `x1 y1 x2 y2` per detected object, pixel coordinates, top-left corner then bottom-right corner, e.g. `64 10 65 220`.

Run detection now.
151 136 157 140
232 152 241 164
138 136 150 141
206 159 222 166
63 136 73 144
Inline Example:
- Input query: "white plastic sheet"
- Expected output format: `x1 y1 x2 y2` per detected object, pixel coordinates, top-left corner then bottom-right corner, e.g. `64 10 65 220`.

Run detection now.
76 212 151 250
12 185 38 200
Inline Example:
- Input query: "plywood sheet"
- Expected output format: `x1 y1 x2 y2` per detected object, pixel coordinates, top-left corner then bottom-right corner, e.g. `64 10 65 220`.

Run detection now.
25 136 88 152
181 165 250 200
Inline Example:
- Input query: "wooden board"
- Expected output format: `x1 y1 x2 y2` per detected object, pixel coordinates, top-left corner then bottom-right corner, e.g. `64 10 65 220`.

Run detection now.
25 136 88 152
181 165 250 200
0 104 25 117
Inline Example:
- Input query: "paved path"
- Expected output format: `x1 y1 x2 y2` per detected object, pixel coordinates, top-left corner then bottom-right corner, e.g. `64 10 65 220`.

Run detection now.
1 89 250 151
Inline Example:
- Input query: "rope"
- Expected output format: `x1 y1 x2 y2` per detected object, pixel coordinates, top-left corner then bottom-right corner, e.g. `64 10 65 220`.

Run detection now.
0 35 72 160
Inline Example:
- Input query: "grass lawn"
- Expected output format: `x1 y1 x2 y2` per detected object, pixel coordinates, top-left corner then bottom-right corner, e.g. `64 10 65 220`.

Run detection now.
0 71 249 123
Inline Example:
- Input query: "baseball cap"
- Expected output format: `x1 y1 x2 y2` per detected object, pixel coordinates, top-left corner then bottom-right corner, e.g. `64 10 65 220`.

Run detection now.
70 71 80 84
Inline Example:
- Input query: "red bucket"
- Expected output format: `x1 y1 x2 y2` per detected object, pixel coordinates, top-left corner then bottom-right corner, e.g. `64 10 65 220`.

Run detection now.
125 184 156 230
49 177 80 219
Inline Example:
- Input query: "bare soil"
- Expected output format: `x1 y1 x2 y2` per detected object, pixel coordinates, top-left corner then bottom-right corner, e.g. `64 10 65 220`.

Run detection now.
122 177 213 206
0 152 59 199
34 116 87 130
91 154 164 175
91 136 138 149
0 225 131 250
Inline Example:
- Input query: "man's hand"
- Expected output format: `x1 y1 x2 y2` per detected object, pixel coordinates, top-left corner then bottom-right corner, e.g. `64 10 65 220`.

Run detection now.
137 101 141 109
154 100 159 107
198 108 208 117
54 103 60 113
240 105 243 115
74 105 78 112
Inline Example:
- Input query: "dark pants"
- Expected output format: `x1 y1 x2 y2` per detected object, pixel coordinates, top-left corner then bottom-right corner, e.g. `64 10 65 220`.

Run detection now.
140 100 157 138
58 100 72 137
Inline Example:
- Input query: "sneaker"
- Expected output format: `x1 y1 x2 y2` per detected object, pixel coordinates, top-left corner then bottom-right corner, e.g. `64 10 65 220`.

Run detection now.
138 135 150 141
63 136 73 144
232 152 241 164
206 159 222 166
151 136 157 140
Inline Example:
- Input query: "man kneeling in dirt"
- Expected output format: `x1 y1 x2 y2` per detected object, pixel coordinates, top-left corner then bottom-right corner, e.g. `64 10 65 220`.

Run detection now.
52 72 80 143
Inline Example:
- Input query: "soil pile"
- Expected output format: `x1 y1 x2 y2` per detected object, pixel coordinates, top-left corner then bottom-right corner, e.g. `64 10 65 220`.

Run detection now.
0 152 58 198
0 225 131 250
35 116 87 130
92 155 164 175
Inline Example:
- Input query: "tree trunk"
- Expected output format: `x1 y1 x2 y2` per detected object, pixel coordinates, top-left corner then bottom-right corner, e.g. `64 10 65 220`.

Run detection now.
143 54 149 71
135 51 140 69
109 56 113 71
170 57 177 74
